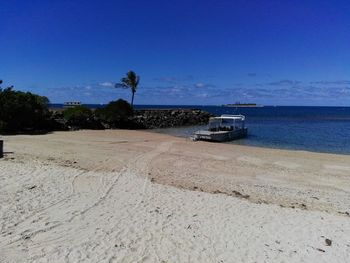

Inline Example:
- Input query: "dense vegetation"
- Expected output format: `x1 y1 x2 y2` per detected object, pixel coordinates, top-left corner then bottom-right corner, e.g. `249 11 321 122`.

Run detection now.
0 87 52 133
95 99 134 128
56 99 135 130
0 71 140 133
0 84 136 133
62 105 102 129
0 75 209 133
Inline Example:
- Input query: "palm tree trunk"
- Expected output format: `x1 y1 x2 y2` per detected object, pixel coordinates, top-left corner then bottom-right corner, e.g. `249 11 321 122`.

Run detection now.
131 91 135 108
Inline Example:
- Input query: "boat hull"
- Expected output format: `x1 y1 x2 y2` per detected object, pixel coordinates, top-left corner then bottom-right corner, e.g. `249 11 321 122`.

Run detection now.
194 128 248 142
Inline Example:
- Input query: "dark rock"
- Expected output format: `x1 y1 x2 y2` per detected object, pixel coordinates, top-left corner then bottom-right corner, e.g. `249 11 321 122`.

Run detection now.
300 203 307 209
232 190 250 199
132 109 212 129
49 108 212 130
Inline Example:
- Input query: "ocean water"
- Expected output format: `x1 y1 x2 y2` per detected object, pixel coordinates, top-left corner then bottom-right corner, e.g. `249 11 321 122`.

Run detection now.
137 105 350 155
50 104 350 155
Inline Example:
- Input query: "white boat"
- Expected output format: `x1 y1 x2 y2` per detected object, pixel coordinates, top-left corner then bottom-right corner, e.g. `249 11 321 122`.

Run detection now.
193 115 248 142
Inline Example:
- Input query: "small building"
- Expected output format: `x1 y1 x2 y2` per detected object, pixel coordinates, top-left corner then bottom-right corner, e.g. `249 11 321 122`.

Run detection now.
63 102 81 108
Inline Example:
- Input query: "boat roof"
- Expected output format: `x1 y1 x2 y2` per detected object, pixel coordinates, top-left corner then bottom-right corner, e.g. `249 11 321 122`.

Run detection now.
210 114 245 121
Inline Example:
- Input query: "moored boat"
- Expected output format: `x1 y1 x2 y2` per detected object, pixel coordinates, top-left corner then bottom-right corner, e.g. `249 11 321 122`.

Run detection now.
192 114 248 142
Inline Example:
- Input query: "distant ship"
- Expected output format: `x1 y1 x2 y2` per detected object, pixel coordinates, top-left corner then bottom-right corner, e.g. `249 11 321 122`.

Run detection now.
223 102 263 107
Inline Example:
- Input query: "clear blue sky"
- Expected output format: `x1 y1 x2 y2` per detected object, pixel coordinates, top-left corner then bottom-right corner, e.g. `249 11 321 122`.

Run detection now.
1 0 350 105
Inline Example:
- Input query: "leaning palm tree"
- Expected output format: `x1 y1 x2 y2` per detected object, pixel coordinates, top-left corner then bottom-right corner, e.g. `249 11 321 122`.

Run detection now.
115 71 140 108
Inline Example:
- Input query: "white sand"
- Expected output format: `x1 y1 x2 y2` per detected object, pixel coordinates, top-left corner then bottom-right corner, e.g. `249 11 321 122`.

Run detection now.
1 131 350 262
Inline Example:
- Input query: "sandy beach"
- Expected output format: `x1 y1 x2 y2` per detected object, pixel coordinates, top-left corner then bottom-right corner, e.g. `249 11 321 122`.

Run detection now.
1 130 350 262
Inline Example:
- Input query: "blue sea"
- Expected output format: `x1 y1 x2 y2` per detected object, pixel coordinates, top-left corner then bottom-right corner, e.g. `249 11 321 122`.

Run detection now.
50 104 350 155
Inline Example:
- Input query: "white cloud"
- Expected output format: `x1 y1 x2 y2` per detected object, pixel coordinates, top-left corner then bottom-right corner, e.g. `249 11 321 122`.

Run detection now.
99 81 114 87
195 83 205 88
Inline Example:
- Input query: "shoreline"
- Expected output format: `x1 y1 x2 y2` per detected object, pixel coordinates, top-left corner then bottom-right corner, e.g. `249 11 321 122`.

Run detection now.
1 130 350 261
152 125 350 156
156 129 350 156
2 129 350 214
151 126 350 156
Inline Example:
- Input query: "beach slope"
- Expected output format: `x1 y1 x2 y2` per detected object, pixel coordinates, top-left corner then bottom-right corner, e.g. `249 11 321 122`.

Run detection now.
1 130 349 262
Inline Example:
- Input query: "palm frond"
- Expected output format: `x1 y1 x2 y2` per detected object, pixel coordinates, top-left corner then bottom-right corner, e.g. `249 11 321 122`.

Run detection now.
115 70 140 108
115 83 129 89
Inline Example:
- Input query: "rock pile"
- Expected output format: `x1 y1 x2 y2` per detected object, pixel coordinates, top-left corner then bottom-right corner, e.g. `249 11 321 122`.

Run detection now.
49 108 212 130
132 109 212 129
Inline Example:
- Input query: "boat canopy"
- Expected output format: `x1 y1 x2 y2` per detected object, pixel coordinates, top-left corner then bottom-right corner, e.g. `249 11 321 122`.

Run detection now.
210 114 245 121
208 114 246 132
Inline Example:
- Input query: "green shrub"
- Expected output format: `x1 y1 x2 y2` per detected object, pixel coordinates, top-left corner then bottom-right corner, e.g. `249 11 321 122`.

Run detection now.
95 99 133 128
63 106 95 129
0 87 51 133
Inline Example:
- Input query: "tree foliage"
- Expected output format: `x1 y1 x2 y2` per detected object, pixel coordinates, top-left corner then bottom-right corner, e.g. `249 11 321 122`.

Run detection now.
0 87 51 133
95 99 133 128
62 106 96 129
115 71 140 108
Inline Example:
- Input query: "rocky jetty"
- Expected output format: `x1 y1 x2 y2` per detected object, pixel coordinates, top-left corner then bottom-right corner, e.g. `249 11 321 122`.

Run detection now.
49 108 212 130
132 109 212 129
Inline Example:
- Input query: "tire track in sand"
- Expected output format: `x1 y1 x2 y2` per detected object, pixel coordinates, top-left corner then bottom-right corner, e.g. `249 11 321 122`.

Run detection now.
3 141 174 255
